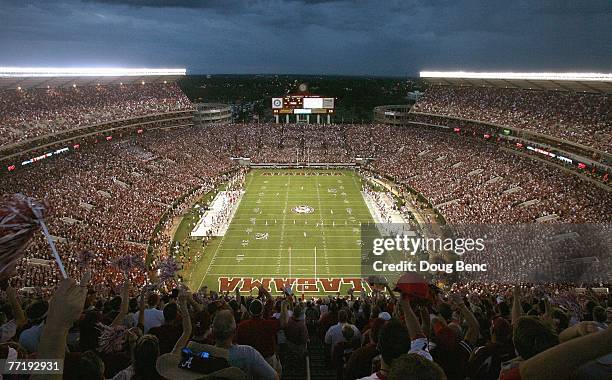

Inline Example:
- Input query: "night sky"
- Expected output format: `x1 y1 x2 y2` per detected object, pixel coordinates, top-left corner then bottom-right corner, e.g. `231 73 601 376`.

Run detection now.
1 0 610 76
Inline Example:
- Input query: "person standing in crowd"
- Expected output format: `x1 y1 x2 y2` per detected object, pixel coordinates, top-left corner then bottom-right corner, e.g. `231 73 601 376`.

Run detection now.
133 293 164 333
235 286 288 375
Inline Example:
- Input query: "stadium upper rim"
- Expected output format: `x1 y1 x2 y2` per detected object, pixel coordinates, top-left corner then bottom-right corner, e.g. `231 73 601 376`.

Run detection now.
420 71 612 94
0 67 187 90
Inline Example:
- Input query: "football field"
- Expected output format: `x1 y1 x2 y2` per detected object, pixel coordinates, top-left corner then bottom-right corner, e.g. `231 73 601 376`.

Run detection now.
178 168 376 295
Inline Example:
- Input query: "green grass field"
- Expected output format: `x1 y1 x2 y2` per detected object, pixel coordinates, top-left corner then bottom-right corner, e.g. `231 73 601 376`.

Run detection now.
175 168 378 295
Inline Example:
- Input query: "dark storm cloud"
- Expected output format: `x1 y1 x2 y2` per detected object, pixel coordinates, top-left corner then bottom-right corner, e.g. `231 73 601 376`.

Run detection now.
84 0 341 7
83 0 245 9
0 0 610 75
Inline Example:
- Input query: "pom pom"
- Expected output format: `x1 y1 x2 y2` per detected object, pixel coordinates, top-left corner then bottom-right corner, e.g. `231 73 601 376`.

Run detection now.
158 256 180 284
97 323 128 353
552 292 582 319
0 194 45 275
143 283 158 292
112 254 145 274
394 273 432 305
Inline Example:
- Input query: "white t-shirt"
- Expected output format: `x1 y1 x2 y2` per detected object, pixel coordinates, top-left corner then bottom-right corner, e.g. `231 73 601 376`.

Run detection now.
272 310 292 320
229 344 277 380
319 304 329 317
324 323 361 348
132 308 164 333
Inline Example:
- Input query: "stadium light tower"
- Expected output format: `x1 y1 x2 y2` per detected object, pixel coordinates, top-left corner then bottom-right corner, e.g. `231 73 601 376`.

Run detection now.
419 71 612 93
0 67 187 90
0 67 187 77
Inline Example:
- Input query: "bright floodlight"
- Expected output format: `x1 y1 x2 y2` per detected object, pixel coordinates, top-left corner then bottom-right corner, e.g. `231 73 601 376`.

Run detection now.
419 71 612 82
0 67 187 77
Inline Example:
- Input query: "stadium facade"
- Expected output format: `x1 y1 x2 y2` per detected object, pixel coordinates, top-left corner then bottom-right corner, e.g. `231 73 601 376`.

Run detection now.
193 103 232 125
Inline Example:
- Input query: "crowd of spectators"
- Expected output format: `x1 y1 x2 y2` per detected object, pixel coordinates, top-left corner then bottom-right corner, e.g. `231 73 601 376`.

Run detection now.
2 121 610 289
0 83 193 148
203 121 611 224
205 123 352 163
367 126 612 225
0 272 610 379
0 127 235 289
1 84 611 378
411 85 611 152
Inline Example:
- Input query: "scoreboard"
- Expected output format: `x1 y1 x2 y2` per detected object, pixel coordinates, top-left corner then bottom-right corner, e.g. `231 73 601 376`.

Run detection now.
272 95 335 114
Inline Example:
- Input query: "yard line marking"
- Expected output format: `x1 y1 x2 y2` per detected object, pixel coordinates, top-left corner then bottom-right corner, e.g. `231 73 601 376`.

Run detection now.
314 246 317 281
277 175 291 274
315 175 331 275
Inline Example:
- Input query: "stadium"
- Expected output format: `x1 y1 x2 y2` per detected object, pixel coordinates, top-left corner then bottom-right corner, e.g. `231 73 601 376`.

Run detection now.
0 65 610 379
0 1 611 377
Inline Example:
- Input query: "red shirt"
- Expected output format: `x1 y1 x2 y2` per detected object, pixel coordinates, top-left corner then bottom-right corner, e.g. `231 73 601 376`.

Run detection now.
319 311 338 340
235 317 280 358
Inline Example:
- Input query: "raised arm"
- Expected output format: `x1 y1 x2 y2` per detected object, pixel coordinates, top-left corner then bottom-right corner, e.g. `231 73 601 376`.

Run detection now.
449 293 479 345
137 288 147 331
6 285 26 328
280 299 289 329
519 325 612 380
418 306 431 338
399 297 424 340
235 286 241 307
188 292 204 312
111 279 130 326
33 272 90 380
511 286 523 325
170 289 193 355
384 284 397 301
258 284 272 303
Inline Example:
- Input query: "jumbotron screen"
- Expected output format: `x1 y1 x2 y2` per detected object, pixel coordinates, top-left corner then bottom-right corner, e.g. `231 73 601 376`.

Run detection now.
272 95 335 114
